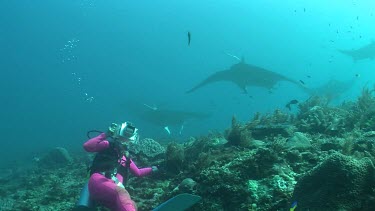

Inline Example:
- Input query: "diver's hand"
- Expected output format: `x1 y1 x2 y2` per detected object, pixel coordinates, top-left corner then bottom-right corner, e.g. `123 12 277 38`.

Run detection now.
152 166 159 172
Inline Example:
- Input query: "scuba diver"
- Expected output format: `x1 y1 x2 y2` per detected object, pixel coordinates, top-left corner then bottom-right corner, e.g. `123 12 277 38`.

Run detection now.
76 121 158 211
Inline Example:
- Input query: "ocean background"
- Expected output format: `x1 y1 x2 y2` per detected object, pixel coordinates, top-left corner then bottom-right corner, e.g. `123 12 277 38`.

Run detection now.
1 0 375 168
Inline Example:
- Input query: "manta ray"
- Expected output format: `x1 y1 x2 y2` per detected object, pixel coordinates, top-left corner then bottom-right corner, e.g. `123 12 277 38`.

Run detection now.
128 104 210 135
306 78 357 102
186 58 306 93
339 41 375 61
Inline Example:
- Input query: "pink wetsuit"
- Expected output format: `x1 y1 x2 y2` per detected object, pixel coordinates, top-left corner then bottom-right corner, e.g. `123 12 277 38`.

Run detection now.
83 133 152 211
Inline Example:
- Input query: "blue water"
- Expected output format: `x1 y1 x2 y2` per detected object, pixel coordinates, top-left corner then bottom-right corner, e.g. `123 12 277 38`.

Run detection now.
1 0 375 167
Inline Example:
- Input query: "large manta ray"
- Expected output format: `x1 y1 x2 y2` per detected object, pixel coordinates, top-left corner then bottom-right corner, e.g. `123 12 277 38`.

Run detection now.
127 103 210 135
339 41 375 61
186 58 306 93
306 78 357 102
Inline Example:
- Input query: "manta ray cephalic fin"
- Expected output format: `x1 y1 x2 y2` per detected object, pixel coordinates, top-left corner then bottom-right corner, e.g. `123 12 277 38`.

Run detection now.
164 126 171 135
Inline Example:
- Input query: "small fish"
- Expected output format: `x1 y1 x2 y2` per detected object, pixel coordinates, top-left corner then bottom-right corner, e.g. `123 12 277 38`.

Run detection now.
303 8 306 12
187 31 191 46
306 75 311 78
286 100 299 111
290 201 297 211
299 80 305 85
355 73 361 78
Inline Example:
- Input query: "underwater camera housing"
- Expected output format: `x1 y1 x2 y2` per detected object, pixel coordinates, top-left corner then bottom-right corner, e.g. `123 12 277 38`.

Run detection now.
110 122 139 141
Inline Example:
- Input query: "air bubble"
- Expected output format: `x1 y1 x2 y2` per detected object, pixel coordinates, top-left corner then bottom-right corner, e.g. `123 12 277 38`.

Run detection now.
60 38 79 63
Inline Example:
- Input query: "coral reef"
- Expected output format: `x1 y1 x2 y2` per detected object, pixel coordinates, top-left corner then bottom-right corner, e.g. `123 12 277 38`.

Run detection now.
292 153 375 210
128 138 165 159
165 143 185 174
352 86 375 131
0 159 86 210
226 116 253 147
3 85 375 210
128 138 165 166
38 147 73 169
286 132 312 150
226 110 295 147
298 105 352 135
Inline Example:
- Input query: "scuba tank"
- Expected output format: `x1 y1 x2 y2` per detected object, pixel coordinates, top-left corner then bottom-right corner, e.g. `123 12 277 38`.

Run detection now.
74 182 94 210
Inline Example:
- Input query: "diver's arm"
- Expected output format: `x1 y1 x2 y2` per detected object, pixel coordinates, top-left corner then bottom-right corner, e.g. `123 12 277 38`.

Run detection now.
83 133 109 152
129 160 153 177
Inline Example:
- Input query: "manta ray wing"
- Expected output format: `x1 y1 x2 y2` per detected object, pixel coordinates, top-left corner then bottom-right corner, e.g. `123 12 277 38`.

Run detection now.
339 42 375 61
186 70 231 93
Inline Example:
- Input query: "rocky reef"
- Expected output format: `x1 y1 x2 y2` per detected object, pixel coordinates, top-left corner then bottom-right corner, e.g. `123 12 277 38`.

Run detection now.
2 85 375 210
293 153 375 210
